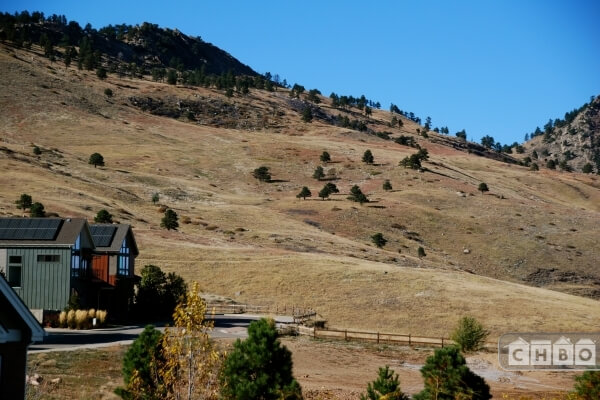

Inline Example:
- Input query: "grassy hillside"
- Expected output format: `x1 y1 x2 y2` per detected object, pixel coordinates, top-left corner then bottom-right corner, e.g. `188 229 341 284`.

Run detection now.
1 42 600 337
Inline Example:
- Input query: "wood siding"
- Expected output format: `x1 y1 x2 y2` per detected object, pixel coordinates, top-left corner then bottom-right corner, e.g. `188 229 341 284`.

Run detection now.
91 254 109 282
7 248 71 311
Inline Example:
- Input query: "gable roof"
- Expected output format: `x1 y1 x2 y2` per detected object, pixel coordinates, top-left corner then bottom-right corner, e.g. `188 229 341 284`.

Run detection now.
90 224 139 255
0 218 94 248
0 275 45 342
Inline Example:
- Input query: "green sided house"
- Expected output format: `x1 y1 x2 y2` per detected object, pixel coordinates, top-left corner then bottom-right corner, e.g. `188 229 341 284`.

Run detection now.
0 218 95 321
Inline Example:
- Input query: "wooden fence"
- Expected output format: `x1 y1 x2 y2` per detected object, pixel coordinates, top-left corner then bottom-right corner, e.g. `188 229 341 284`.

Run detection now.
205 303 316 323
299 326 454 348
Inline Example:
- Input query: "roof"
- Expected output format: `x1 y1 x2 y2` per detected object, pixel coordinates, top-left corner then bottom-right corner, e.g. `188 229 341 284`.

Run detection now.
90 224 139 255
0 218 93 248
0 275 45 342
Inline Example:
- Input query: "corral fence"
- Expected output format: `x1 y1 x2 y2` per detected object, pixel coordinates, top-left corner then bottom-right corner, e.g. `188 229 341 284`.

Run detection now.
205 303 316 323
298 326 454 348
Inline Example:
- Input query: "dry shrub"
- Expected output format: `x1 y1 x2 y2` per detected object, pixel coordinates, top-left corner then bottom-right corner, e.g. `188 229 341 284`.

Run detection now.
66 310 76 329
88 308 96 319
58 311 67 327
75 310 88 329
96 310 107 326
158 205 167 213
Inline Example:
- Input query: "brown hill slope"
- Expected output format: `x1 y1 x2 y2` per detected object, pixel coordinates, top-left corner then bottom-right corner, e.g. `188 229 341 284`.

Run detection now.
1 43 599 337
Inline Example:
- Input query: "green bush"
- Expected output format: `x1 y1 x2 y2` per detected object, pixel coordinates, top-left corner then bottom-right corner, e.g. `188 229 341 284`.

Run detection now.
572 371 600 400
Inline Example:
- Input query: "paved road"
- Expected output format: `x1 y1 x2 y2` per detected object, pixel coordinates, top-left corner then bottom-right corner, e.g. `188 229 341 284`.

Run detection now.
29 314 293 353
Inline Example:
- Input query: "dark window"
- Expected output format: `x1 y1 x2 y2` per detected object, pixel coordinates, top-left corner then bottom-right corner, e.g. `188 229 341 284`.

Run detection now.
37 254 60 263
8 265 21 287
118 238 130 276
8 255 22 263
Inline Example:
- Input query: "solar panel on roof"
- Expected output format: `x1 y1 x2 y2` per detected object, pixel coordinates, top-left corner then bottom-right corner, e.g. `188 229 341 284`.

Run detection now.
0 218 62 240
90 225 117 247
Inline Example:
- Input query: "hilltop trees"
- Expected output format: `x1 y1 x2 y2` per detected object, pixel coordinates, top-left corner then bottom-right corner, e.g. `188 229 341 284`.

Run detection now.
221 318 302 400
253 166 271 182
89 152 105 167
361 366 409 400
161 209 179 230
15 194 33 210
296 187 311 200
348 185 369 204
413 346 491 400
94 209 113 223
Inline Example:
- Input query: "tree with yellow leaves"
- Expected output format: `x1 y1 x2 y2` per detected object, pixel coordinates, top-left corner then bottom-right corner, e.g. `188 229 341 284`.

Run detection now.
160 281 222 400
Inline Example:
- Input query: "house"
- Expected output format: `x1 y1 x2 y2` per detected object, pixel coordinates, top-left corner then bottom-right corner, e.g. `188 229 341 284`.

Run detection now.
0 274 46 399
89 224 139 318
0 218 95 322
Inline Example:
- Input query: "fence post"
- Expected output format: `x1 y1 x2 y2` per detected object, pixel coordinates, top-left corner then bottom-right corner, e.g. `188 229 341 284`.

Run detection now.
441 337 444 348
345 330 348 341
377 332 380 344
409 334 411 346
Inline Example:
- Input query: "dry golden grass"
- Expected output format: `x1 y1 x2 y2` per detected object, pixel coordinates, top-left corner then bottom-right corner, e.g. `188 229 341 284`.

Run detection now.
1 44 599 337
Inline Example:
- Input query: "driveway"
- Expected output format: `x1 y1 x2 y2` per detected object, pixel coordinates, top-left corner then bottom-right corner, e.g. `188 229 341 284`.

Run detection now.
29 314 293 353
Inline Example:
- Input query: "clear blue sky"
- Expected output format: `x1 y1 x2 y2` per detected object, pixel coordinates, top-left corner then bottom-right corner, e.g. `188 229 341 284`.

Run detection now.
2 0 600 144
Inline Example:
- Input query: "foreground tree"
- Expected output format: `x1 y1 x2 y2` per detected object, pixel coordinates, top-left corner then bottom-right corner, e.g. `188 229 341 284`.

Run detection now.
296 186 312 200
371 233 387 248
361 366 409 400
161 209 179 231
413 346 491 400
160 282 221 400
116 325 165 399
94 209 113 223
15 193 33 210
451 316 489 352
572 371 600 400
221 318 302 400
253 166 271 182
89 152 105 167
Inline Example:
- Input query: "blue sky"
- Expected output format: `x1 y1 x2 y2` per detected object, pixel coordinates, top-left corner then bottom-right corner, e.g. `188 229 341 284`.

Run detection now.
2 1 599 144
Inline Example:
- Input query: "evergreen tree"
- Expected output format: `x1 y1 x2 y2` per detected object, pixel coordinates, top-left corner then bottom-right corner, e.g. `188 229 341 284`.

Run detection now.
530 163 539 171
413 346 491 400
478 183 489 194
362 149 374 164
318 185 331 200
361 366 409 400
313 166 325 180
418 247 426 258
383 180 392 191
116 325 165 400
451 316 489 352
302 107 313 123
546 159 556 170
320 151 331 163
572 371 600 400
371 233 387 248
348 185 369 204
89 152 105 167
253 166 271 182
94 209 113 223
15 193 33 210
30 202 45 217
167 69 177 85
221 318 302 400
296 187 311 200
33 146 42 155
96 66 107 80
325 182 339 194
582 163 594 174
161 209 179 231
152 193 160 204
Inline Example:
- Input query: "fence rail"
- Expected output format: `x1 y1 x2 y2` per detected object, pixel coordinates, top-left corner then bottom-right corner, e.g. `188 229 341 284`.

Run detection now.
205 303 316 322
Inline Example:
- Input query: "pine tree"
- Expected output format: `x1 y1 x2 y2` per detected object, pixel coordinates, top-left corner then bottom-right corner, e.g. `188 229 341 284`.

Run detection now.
313 166 325 180
362 149 374 164
221 318 302 400
478 183 489 194
451 316 489 352
320 151 331 163
582 163 594 174
348 185 369 204
383 180 392 191
301 107 313 123
371 233 387 248
318 185 331 200
418 247 426 258
94 209 113 223
296 187 311 200
572 371 600 400
89 152 105 167
161 209 179 231
413 346 491 400
253 166 271 182
15 193 33 210
30 202 45 217
361 366 409 400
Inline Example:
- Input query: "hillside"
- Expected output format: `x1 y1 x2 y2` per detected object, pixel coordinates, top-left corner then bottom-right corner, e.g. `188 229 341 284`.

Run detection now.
521 96 600 173
1 36 600 339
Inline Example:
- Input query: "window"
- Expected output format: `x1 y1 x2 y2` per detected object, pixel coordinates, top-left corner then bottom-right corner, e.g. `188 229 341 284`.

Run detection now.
71 234 84 277
8 265 21 287
9 256 21 263
118 238 130 276
37 254 60 263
